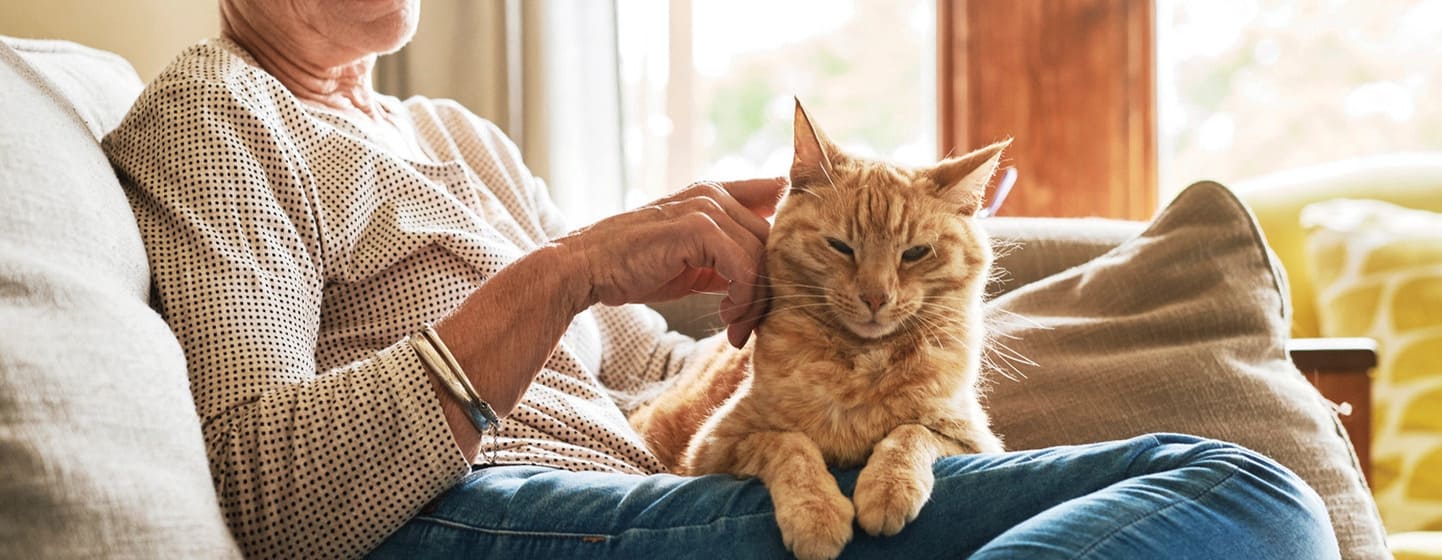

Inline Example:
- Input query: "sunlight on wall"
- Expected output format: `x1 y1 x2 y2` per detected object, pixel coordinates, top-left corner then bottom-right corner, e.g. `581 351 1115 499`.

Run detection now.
1157 0 1442 194
0 1 217 81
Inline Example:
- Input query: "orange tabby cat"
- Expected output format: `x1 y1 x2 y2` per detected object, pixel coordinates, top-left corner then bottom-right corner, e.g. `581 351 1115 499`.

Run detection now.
631 101 1007 560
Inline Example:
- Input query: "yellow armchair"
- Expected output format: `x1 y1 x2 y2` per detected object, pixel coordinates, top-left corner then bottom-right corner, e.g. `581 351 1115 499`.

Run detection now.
1235 154 1442 556
1233 153 1442 338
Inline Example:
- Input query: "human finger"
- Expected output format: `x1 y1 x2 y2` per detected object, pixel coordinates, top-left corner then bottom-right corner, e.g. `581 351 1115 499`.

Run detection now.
683 181 772 244
723 260 769 347
684 221 762 327
726 317 752 348
667 197 767 274
718 176 788 218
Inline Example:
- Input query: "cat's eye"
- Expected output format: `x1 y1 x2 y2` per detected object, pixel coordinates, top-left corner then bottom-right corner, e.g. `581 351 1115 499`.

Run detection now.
826 237 854 257
901 245 931 262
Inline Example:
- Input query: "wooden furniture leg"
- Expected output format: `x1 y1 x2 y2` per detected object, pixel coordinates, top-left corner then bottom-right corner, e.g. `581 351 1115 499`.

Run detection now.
1289 337 1377 486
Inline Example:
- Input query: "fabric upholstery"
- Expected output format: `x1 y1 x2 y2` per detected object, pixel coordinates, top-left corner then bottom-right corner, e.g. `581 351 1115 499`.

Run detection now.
985 181 1387 559
1303 199 1442 533
2 37 144 140
1234 154 1442 338
0 37 240 558
981 216 1144 295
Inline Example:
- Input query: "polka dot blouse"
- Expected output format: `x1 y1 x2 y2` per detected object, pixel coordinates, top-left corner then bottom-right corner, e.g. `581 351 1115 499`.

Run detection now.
103 38 698 559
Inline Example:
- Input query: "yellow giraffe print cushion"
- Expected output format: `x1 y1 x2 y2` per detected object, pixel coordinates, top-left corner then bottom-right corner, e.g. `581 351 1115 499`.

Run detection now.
1303 198 1442 533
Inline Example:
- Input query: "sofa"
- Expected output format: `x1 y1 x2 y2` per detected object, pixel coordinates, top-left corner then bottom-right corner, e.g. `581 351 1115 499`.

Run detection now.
0 36 1390 558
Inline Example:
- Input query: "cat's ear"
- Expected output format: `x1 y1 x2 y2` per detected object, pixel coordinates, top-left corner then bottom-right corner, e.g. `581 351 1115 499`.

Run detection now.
791 98 843 191
930 139 1011 214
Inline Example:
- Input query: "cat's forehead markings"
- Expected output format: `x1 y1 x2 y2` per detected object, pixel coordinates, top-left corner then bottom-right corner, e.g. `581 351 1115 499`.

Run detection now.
847 185 905 244
858 164 907 190
789 223 822 236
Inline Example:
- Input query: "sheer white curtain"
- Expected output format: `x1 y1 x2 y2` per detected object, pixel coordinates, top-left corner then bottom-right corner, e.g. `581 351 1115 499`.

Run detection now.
377 0 627 225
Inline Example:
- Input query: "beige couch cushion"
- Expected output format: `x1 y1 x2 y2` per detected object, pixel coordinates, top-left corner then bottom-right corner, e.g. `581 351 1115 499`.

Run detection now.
0 38 240 557
985 181 1386 558
3 37 144 141
982 216 1145 296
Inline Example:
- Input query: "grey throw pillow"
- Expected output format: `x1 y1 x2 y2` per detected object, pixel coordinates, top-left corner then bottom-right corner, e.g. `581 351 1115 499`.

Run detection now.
984 181 1387 559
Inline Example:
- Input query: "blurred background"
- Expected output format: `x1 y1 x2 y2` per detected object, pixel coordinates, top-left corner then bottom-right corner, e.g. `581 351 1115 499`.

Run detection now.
2 0 1439 223
1157 0 1442 201
379 0 1442 224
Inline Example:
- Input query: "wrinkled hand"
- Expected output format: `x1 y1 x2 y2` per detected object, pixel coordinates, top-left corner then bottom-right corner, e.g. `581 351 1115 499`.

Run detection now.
555 177 787 348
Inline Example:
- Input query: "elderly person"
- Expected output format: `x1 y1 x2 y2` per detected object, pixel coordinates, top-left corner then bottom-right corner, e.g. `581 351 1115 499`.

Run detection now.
103 0 1340 558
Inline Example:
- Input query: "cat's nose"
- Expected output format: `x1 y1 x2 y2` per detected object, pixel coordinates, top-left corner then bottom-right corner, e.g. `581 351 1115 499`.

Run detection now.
861 293 890 313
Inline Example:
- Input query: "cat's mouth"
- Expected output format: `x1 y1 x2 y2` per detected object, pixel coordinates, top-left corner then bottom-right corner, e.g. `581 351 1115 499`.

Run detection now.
843 318 899 339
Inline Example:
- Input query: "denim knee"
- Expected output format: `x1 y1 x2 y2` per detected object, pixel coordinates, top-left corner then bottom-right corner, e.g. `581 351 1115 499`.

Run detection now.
1125 433 1283 480
1127 433 1337 550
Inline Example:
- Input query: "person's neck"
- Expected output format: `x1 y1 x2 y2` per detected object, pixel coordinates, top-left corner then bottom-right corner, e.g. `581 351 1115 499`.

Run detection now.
221 20 384 122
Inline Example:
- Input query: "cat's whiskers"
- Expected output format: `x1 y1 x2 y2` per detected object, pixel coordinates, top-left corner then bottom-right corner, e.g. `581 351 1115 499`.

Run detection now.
901 311 950 350
905 307 970 350
686 295 828 325
911 298 1037 381
980 339 1034 382
920 293 982 303
977 318 1038 381
908 314 965 345
771 301 839 313
985 305 1051 331
912 301 968 322
752 273 832 289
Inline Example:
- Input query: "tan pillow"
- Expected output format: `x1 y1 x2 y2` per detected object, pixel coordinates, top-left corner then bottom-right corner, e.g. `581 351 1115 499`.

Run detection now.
985 181 1387 559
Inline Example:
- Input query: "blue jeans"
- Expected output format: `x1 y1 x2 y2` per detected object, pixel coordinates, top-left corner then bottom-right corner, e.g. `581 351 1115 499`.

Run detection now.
369 433 1339 559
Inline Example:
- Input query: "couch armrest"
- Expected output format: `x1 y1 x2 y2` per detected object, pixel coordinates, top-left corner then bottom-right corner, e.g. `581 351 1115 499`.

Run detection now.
1289 337 1377 485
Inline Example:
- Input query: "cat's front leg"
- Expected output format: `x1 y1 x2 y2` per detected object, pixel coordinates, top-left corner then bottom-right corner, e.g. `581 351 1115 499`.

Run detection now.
683 407 853 560
853 423 950 537
927 411 1004 454
735 431 855 560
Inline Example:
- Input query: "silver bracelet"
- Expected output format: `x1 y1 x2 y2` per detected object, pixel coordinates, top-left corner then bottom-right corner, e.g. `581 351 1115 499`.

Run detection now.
410 325 502 464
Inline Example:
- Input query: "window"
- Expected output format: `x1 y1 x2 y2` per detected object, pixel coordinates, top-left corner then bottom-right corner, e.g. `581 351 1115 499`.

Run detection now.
1157 0 1442 195
616 0 937 210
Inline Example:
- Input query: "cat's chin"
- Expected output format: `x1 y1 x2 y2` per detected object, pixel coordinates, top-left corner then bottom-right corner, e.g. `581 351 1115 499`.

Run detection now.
843 319 900 340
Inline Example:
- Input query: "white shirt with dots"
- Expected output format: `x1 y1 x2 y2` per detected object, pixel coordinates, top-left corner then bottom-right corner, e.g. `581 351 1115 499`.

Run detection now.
103 38 698 559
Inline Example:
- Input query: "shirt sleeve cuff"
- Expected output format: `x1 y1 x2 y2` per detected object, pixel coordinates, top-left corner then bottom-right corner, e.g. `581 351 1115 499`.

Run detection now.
374 336 474 489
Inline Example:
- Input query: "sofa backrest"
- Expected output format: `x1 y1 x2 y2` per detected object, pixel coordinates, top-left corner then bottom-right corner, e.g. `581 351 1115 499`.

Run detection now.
5 36 145 141
0 36 241 558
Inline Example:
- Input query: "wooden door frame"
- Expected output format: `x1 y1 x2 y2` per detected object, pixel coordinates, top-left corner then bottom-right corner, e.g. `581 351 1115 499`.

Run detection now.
938 0 1156 220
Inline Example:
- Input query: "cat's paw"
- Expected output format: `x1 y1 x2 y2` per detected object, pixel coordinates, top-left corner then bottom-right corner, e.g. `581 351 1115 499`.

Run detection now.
853 462 933 537
965 431 1004 454
775 490 855 560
